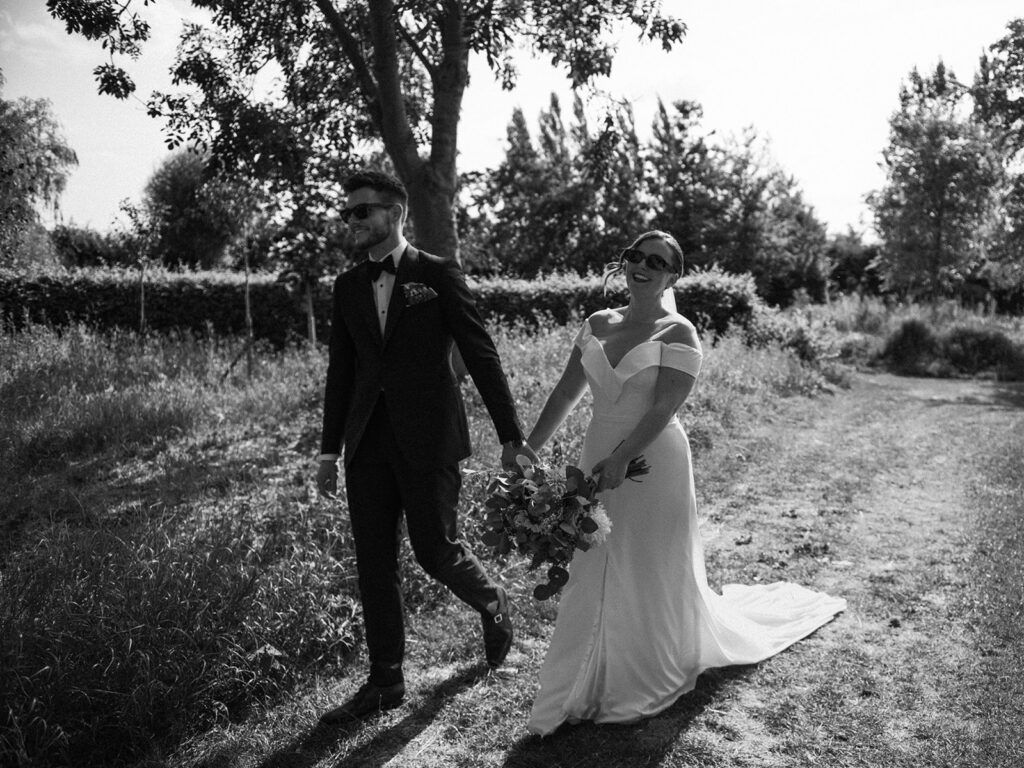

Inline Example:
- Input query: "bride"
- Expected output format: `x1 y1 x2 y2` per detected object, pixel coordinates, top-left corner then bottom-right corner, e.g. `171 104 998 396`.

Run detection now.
521 230 846 736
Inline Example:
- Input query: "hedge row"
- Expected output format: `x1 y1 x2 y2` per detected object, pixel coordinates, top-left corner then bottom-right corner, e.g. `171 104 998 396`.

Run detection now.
0 265 762 345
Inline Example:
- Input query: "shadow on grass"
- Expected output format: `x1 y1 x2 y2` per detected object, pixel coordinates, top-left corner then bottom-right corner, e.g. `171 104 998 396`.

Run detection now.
499 664 753 768
254 662 490 768
0 429 300 558
919 380 1024 410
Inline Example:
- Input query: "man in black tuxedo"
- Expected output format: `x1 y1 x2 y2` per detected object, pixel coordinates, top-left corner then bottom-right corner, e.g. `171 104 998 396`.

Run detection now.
316 170 536 722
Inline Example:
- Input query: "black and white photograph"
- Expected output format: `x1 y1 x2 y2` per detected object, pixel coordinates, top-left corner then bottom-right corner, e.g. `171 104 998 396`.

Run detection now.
2 1 1022 766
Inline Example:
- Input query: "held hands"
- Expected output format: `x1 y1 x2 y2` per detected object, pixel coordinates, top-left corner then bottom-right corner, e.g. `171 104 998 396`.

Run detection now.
502 440 538 470
316 459 339 497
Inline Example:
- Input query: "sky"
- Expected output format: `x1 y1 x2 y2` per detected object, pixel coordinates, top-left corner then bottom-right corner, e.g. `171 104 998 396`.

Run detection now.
2 0 1022 237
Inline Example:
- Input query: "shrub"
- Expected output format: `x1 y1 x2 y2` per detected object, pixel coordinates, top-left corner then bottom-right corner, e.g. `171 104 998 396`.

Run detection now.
875 318 1024 380
0 264 766 344
50 224 135 267
879 318 942 374
0 267 329 347
471 266 762 338
941 325 1024 378
743 305 837 365
823 294 891 335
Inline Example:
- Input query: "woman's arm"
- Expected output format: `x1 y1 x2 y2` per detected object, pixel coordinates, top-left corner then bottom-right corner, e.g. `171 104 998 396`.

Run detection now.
525 346 588 452
591 364 696 491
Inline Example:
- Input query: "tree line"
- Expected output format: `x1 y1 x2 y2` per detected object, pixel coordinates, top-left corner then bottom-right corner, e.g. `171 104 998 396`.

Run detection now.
4 4 1024 312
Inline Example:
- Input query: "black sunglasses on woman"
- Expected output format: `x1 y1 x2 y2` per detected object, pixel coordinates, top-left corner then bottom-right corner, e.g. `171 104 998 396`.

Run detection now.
619 247 674 273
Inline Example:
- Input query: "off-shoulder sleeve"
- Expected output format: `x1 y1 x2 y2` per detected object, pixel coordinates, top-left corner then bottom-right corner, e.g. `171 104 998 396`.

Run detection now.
661 342 703 378
573 318 593 350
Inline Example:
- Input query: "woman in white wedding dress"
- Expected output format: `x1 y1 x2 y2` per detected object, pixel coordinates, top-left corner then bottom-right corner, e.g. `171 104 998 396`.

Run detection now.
522 231 846 736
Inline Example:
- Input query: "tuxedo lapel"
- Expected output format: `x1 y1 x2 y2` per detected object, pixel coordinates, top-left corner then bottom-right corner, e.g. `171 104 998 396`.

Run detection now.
353 260 384 346
382 246 417 347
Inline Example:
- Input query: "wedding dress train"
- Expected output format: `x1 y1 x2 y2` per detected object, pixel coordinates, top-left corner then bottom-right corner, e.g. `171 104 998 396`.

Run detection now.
527 320 846 736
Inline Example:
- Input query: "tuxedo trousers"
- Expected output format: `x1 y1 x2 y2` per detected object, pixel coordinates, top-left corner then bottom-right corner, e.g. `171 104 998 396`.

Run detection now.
345 396 500 685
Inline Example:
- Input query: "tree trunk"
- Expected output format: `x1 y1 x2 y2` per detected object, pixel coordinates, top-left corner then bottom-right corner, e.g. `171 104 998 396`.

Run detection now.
244 248 254 380
405 167 459 260
138 259 146 335
304 277 317 346
932 202 945 300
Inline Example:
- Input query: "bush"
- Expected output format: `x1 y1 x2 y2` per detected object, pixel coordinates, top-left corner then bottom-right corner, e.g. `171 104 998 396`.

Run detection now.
50 225 135 267
0 264 766 344
474 266 763 338
743 305 836 364
879 318 942 374
876 319 1024 380
0 267 329 347
942 325 1024 378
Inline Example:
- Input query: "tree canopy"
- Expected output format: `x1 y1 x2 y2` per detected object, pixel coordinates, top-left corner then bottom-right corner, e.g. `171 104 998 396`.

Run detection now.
870 63 1003 299
0 70 78 264
48 0 686 261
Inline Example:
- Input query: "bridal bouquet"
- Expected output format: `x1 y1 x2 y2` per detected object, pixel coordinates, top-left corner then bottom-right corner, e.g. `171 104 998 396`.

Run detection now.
480 454 650 600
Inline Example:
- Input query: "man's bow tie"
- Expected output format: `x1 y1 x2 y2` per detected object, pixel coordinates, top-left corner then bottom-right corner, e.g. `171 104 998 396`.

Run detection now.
367 257 397 281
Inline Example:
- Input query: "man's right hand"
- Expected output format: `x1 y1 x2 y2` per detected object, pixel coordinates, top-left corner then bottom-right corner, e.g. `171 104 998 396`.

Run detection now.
316 459 339 496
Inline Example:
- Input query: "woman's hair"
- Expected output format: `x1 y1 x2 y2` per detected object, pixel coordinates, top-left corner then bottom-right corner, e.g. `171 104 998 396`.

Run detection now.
601 230 684 295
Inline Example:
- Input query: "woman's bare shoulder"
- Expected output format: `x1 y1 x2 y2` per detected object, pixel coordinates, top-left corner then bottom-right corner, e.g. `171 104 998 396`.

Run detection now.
587 308 627 335
656 314 700 348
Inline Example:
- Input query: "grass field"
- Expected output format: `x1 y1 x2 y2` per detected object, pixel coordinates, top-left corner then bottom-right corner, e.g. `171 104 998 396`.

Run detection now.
1 300 1022 767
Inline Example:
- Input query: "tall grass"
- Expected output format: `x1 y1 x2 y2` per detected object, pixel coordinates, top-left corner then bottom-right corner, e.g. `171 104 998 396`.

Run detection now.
0 320 836 767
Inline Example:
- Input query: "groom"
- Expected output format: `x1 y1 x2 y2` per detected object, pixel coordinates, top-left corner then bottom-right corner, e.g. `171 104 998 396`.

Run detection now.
315 169 535 722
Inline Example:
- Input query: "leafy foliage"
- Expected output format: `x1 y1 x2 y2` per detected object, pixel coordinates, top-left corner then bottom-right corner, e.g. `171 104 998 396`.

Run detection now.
463 94 645 277
49 0 686 262
50 224 135 267
0 264 765 344
0 72 78 265
479 456 648 600
827 229 882 296
878 316 1024 379
870 63 1004 299
0 267 330 347
142 148 262 269
463 96 829 305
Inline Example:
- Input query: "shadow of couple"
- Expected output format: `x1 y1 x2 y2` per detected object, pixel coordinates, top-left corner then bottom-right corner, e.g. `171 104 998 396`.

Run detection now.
251 661 748 768
253 662 490 768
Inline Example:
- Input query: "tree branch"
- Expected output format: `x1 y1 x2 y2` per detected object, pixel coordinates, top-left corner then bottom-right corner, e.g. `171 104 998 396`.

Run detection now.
366 0 421 176
395 19 438 81
312 0 383 128
428 0 469 178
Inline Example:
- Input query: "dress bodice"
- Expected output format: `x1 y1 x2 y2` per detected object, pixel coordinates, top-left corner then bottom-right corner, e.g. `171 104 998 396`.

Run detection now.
575 318 703 422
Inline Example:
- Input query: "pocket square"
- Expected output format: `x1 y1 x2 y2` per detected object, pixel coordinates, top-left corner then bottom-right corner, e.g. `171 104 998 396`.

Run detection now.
402 282 438 305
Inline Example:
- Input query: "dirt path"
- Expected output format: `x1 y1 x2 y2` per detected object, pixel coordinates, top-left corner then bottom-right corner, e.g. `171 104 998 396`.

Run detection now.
672 371 1024 768
213 371 1024 768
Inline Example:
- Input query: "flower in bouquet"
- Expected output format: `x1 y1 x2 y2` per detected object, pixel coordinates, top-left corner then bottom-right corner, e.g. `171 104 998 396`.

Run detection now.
480 453 650 600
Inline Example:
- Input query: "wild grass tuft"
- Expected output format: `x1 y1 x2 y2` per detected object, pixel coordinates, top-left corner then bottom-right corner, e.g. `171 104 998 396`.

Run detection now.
0 492 361 766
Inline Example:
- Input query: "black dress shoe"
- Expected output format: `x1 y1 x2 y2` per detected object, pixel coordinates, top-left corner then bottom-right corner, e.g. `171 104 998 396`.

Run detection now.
483 586 513 668
319 680 405 723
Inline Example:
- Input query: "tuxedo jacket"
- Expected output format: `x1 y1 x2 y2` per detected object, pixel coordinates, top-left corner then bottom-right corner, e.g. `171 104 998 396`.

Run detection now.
320 246 523 469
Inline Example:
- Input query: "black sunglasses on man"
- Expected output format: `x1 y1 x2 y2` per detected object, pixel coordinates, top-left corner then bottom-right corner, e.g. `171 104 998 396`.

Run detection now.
340 202 394 223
